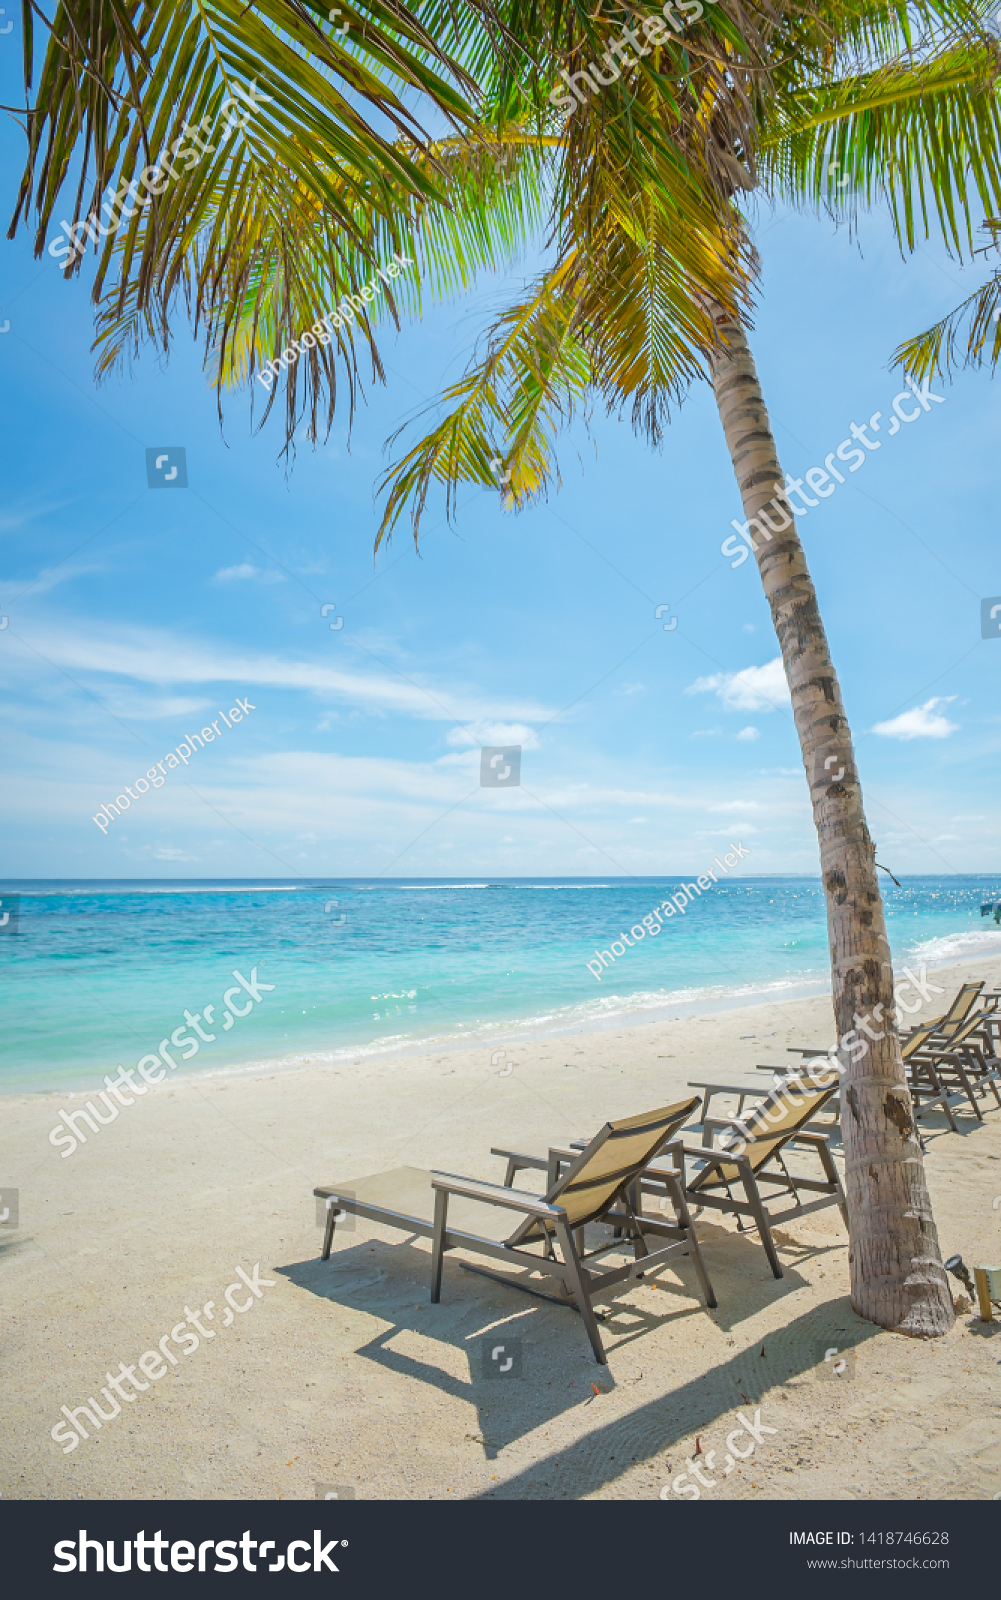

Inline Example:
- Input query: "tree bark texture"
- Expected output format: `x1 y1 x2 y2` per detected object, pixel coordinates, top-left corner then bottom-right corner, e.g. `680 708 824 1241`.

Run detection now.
708 308 953 1336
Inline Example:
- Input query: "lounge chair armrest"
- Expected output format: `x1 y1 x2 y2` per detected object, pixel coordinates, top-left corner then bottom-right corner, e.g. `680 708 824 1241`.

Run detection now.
786 1130 832 1148
430 1171 566 1219
490 1146 547 1171
679 1142 746 1164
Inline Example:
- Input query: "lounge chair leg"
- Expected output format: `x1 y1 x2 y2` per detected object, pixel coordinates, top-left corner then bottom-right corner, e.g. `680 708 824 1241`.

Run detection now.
662 1173 717 1310
621 1200 650 1263
914 1068 953 1132
925 1069 958 1132
738 1158 783 1279
321 1200 337 1261
555 1221 606 1365
724 1181 744 1230
815 1138 850 1231
430 1187 448 1303
954 1062 984 1120
776 1150 801 1207
503 1157 518 1187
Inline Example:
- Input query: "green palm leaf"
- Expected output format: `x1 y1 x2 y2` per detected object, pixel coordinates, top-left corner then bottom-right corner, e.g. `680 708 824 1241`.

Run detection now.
891 221 1001 376
9 0 483 272
758 39 1001 257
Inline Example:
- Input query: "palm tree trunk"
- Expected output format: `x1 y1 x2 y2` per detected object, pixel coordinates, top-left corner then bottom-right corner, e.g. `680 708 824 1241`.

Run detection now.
708 307 953 1336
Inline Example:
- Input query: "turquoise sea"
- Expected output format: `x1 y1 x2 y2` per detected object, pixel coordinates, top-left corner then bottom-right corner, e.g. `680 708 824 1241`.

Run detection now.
2 876 1001 1096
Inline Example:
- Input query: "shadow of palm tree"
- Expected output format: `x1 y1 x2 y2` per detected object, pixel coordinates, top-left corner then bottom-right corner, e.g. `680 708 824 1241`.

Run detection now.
466 1297 878 1499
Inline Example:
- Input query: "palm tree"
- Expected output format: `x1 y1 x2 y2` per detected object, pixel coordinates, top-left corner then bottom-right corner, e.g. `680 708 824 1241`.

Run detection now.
12 2 999 1331
370 6 1001 1335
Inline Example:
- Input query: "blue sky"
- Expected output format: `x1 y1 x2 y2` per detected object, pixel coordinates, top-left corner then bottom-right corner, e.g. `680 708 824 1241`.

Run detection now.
2 49 999 881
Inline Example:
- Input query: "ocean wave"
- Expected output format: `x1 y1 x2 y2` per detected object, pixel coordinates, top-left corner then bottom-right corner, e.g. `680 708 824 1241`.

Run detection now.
906 928 1001 963
396 882 614 890
9 885 306 896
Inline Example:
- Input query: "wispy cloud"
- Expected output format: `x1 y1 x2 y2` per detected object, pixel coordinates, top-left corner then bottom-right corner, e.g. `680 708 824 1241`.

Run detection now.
736 726 760 742
445 721 540 750
872 697 959 741
0 494 81 534
3 559 111 598
11 622 555 727
213 563 285 584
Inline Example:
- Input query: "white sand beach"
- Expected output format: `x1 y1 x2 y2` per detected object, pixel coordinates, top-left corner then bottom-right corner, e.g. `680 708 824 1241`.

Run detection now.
3 955 1000 1502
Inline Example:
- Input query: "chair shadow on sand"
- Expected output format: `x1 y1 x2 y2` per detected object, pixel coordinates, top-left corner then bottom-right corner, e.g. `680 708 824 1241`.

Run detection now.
280 1209 849 1470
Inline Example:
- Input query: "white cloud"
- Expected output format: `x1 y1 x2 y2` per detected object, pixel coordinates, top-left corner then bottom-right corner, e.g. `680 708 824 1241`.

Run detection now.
445 721 540 750
694 825 760 837
872 697 959 741
736 726 761 742
96 691 211 722
3 558 111 598
0 494 82 534
12 622 554 726
213 563 284 584
686 656 791 713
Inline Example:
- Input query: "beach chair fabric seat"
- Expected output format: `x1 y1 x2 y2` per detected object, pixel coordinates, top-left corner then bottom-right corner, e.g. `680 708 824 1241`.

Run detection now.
316 1166 520 1242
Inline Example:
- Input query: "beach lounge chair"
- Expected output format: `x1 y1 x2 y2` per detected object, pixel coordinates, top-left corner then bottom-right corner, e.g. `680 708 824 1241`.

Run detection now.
785 980 988 1062
911 979 985 1041
313 1101 716 1365
647 1077 848 1279
906 1012 1001 1122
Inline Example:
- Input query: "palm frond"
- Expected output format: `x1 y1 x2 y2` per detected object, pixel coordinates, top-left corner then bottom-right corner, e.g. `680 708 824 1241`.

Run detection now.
376 252 591 544
758 39 1001 258
892 222 1001 376
92 118 558 447
9 0 483 269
